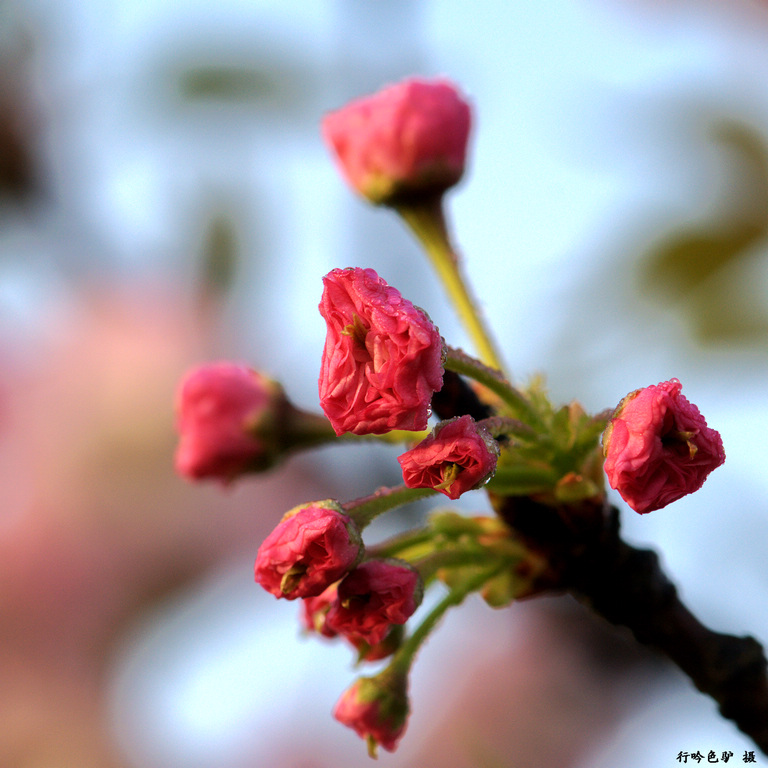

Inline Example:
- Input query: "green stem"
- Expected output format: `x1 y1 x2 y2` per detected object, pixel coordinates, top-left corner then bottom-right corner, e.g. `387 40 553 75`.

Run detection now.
280 409 339 449
412 547 504 583
479 415 537 442
395 196 505 372
343 485 436 529
365 527 436 560
444 346 540 426
391 564 504 675
342 428 430 445
485 465 558 495
278 410 428 451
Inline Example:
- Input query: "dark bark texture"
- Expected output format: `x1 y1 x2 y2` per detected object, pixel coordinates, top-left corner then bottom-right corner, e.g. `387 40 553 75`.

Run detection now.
494 495 768 754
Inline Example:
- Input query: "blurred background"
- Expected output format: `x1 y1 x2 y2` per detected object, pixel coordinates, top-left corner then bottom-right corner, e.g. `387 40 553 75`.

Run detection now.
2 0 768 766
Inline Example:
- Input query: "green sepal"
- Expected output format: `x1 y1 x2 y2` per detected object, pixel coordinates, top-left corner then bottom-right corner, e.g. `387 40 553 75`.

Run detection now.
479 568 518 608
485 463 558 496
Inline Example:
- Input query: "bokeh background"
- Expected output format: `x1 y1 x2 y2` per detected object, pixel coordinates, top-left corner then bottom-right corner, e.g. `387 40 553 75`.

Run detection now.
2 1 768 766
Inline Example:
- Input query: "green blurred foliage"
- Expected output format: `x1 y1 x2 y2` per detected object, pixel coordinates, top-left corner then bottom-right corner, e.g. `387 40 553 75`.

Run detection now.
640 121 768 346
198 214 239 302
178 65 278 103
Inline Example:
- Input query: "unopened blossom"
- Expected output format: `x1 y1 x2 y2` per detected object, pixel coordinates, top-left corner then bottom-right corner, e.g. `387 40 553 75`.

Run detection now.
326 559 422 647
602 378 725 514
333 672 409 757
301 584 339 638
255 501 364 599
174 362 284 482
322 77 471 206
398 415 498 499
319 267 444 435
347 625 404 663
302 586 403 660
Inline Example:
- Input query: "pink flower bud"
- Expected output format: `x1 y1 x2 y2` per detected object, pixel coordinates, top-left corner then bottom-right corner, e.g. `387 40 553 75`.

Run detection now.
326 559 422 647
322 77 471 206
302 586 403 661
347 625 404 663
174 362 284 482
319 267 444 435
254 501 364 599
300 584 339 638
397 414 499 499
602 378 725 514
333 672 409 757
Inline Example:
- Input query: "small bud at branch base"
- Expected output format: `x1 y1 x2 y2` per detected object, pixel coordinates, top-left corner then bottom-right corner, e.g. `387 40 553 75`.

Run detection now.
333 671 410 757
398 415 499 499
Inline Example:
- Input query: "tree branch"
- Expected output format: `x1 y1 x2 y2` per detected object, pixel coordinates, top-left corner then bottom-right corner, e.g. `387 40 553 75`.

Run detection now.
493 495 768 754
431 369 493 423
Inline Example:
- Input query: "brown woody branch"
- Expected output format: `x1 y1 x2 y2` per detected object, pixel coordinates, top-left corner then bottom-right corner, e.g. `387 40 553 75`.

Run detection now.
431 369 493 423
432 371 768 752
493 495 768 754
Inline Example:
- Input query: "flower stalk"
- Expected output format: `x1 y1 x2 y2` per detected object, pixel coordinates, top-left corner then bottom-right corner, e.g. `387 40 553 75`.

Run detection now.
396 197 505 373
443 346 540 426
389 564 505 676
343 485 436 529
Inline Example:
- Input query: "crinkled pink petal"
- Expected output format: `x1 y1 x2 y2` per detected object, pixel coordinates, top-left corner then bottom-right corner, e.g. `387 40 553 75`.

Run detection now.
319 268 444 435
255 506 363 599
322 77 471 203
603 378 725 514
398 415 498 499
326 560 421 646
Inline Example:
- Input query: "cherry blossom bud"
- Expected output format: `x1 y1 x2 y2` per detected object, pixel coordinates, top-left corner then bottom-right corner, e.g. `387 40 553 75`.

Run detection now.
397 415 499 499
174 362 286 482
348 625 404 664
326 559 422 647
301 584 339 638
255 501 364 599
333 670 409 757
319 267 444 436
302 586 403 661
602 378 725 514
322 77 471 206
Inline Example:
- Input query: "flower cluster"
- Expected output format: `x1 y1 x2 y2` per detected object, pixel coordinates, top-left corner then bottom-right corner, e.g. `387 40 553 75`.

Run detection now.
254 501 422 753
254 509 422 639
173 75 730 759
